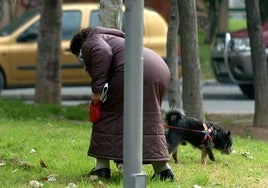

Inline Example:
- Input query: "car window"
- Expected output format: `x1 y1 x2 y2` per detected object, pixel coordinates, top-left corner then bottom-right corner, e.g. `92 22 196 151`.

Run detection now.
62 10 81 40
0 8 40 36
89 10 100 27
17 21 39 42
17 10 81 42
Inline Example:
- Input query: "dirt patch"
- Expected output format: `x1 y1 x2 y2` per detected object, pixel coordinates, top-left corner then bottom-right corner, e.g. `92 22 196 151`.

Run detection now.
207 114 268 142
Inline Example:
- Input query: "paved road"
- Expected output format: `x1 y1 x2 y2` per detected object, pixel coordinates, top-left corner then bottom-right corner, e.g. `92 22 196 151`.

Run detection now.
0 81 254 114
192 82 253 114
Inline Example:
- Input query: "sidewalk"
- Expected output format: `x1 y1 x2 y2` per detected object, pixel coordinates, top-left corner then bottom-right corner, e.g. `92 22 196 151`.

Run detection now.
0 80 218 101
1 80 254 114
0 86 92 101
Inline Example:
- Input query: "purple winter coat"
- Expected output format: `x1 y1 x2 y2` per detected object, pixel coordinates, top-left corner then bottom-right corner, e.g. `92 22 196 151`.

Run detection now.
81 27 170 163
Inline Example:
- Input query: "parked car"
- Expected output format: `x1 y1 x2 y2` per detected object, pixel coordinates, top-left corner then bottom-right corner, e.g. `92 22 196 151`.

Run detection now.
210 22 268 99
0 3 180 91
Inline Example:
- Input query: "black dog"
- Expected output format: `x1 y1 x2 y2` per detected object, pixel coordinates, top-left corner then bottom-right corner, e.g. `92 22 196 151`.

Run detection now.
164 110 233 165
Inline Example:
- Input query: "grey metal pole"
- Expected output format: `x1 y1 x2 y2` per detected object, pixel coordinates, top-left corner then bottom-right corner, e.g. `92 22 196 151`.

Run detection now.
123 0 146 187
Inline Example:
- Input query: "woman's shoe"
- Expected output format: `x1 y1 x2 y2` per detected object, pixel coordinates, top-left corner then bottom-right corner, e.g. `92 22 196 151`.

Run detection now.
152 169 175 182
83 167 111 179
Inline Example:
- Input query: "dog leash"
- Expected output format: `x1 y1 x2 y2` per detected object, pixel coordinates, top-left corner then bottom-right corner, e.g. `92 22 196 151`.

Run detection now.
164 124 207 133
164 123 214 143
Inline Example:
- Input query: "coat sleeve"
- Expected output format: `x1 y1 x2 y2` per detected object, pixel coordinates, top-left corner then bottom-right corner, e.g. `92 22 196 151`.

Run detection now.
82 35 113 93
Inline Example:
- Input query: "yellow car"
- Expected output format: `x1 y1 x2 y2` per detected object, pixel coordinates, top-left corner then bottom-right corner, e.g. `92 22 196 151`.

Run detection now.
0 3 177 90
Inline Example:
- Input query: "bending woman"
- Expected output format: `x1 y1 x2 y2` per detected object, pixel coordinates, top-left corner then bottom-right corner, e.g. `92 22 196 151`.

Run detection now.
70 26 174 181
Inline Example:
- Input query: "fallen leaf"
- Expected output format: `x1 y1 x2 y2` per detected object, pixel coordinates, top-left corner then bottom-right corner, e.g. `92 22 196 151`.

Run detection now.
99 180 105 188
67 182 77 188
47 174 58 182
39 159 48 168
47 175 56 182
40 177 48 181
28 180 44 188
90 175 98 181
0 160 5 166
30 148 37 154
8 158 30 168
241 152 254 159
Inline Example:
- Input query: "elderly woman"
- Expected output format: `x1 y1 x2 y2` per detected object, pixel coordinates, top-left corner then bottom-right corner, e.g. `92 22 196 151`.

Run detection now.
70 26 174 181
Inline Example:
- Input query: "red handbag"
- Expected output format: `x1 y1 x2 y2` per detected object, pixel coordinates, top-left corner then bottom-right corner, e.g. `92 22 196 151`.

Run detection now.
89 100 101 123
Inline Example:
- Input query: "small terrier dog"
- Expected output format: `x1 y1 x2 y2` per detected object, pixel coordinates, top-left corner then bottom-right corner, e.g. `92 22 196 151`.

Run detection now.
164 110 233 165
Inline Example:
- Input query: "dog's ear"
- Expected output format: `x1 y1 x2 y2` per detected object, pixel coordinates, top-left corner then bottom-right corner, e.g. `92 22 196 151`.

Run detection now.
205 122 213 126
206 121 218 129
226 130 231 137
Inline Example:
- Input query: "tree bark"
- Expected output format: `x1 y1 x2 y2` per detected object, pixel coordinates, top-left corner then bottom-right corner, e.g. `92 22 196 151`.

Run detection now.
35 0 62 104
178 0 204 120
217 0 228 32
167 0 182 109
99 0 123 30
245 0 268 127
205 0 219 44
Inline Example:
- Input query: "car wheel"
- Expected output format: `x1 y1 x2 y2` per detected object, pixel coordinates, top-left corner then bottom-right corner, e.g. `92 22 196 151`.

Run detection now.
238 84 254 99
0 70 5 91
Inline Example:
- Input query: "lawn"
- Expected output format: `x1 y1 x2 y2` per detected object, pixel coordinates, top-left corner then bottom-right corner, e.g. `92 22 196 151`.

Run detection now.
0 99 267 187
228 18 247 32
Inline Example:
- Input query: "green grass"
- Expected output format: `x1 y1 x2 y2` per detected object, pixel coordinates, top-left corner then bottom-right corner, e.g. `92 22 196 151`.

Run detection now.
198 31 213 79
229 18 247 32
1 99 268 187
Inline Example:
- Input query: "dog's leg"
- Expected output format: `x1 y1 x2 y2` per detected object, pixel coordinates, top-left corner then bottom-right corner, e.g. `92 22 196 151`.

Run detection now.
207 149 215 161
172 148 178 164
205 141 215 161
200 144 207 165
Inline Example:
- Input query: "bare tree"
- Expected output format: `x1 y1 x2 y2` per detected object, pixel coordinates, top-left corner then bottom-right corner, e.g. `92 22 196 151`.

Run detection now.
217 0 228 32
178 0 204 120
167 0 182 109
245 0 268 127
35 0 62 104
205 0 219 44
99 0 123 30
205 0 228 44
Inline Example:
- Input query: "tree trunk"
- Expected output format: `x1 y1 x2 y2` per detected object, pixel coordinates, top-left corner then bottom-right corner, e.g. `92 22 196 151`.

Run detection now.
217 0 228 32
245 0 268 127
205 0 219 44
259 0 268 23
167 0 182 109
99 0 123 30
35 0 62 104
178 0 205 120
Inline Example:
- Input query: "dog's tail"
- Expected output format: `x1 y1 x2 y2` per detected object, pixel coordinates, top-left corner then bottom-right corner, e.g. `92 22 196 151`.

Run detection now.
165 109 185 125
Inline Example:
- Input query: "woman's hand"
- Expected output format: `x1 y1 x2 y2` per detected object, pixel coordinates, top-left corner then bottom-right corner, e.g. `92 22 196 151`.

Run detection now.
92 92 101 104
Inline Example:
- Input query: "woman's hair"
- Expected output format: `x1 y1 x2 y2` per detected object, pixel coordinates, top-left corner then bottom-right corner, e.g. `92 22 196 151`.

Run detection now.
70 27 92 56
